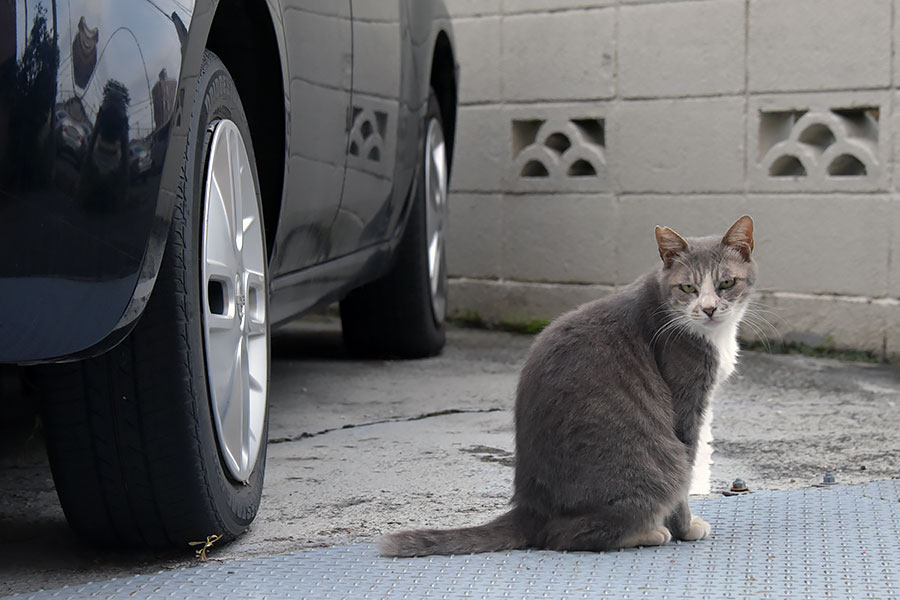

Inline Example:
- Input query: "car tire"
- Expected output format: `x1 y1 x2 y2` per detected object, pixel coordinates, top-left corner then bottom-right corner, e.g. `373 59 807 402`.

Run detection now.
35 51 270 550
340 89 449 358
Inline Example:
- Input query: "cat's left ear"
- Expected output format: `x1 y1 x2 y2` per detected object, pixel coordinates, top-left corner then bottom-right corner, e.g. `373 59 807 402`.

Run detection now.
722 215 754 261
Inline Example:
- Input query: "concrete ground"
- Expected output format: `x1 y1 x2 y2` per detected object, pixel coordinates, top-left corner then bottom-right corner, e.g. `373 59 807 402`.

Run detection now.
1 318 899 596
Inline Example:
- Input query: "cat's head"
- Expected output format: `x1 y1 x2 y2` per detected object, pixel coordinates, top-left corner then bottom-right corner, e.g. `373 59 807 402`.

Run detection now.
654 216 756 335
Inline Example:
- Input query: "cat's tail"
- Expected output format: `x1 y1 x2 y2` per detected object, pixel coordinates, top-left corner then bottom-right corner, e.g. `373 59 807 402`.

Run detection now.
379 508 527 557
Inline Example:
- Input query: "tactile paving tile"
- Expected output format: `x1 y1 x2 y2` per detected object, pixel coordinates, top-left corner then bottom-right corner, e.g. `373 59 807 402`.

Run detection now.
6 480 899 600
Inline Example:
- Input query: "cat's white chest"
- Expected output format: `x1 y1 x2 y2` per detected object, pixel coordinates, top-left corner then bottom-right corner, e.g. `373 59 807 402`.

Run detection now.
712 330 739 386
699 307 744 387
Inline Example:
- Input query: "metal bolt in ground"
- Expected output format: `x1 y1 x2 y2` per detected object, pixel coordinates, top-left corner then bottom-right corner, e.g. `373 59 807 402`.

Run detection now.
723 477 751 496
814 470 839 488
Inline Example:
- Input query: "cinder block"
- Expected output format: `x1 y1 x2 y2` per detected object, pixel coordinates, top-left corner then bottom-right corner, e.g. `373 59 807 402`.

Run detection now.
503 0 614 13
747 194 891 297
748 0 891 92
748 92 890 193
504 103 612 194
447 194 503 279
608 97 745 193
619 0 744 98
501 9 615 101
880 299 900 356
895 0 900 85
453 17 501 104
888 195 900 296
450 105 507 193
448 279 615 324
500 194 616 284
892 91 900 193
444 0 501 17
750 292 889 356
614 196 749 285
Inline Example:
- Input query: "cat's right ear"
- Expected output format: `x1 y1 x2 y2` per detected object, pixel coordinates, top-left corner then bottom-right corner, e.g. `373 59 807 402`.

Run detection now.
655 226 689 268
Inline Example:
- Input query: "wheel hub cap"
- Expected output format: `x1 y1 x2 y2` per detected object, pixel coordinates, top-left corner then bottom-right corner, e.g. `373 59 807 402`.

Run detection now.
201 119 268 483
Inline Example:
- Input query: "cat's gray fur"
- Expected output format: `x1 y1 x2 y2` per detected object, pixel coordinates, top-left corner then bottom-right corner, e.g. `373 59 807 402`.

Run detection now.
380 216 757 556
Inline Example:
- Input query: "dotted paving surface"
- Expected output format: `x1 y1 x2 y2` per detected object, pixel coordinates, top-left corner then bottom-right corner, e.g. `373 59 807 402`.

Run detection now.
6 480 899 599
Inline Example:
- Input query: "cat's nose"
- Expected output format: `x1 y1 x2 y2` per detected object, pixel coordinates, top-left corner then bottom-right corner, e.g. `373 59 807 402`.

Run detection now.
702 306 716 317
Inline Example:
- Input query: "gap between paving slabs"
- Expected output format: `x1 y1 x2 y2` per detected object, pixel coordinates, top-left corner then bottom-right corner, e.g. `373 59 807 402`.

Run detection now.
267 407 504 444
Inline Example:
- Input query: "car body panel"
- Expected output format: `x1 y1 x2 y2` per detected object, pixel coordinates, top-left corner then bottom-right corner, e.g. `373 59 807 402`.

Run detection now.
328 1 404 259
267 0 351 277
0 0 456 363
0 0 193 363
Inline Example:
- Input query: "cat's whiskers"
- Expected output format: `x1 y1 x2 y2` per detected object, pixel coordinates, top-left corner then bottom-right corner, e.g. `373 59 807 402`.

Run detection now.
649 315 677 347
649 303 678 321
746 302 786 329
665 318 695 354
738 317 773 353
744 303 781 332
649 309 685 344
739 307 782 353
651 312 694 354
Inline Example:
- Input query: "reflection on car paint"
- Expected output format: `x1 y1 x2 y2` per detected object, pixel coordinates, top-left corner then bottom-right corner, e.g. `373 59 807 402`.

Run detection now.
0 0 189 360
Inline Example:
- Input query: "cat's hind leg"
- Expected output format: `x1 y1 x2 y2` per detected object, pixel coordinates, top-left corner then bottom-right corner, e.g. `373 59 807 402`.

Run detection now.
538 513 631 552
665 499 710 541
538 511 671 551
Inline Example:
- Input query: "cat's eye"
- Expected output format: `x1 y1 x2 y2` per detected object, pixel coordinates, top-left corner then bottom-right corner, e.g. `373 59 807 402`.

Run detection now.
719 279 736 290
679 283 697 294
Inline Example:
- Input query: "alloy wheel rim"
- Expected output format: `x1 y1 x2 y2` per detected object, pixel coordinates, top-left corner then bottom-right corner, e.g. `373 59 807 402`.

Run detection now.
200 119 268 483
424 118 448 325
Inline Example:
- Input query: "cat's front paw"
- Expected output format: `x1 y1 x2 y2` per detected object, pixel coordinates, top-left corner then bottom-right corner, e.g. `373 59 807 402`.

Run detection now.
682 515 710 541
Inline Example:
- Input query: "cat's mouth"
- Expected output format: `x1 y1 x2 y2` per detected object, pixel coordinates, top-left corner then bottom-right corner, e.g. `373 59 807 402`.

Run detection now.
699 315 723 327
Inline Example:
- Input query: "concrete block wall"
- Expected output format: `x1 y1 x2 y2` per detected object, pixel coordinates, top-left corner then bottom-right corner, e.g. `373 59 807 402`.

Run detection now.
445 0 900 356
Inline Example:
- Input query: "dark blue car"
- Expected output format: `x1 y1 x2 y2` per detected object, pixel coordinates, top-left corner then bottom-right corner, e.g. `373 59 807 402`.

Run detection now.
0 0 457 549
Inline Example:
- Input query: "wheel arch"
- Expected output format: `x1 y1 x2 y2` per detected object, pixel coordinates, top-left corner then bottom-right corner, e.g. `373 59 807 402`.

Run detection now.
205 0 286 259
430 30 458 176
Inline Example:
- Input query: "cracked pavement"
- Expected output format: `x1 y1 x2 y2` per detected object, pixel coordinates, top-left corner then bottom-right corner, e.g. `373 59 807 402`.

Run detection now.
2 317 899 595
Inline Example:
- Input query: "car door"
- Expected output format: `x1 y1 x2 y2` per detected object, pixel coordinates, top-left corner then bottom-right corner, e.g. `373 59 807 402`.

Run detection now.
268 0 353 276
327 0 403 258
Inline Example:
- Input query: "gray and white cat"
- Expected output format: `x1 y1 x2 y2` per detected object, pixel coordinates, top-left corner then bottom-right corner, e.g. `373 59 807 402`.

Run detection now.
381 216 757 556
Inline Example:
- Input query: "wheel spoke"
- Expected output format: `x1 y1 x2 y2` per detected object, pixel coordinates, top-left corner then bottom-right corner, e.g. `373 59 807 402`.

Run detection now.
428 235 441 283
207 331 238 460
228 128 244 255
220 337 246 472
205 176 239 269
244 270 266 334
211 142 236 242
242 214 264 269
246 334 267 450
206 312 236 333
205 258 233 282
431 138 447 202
